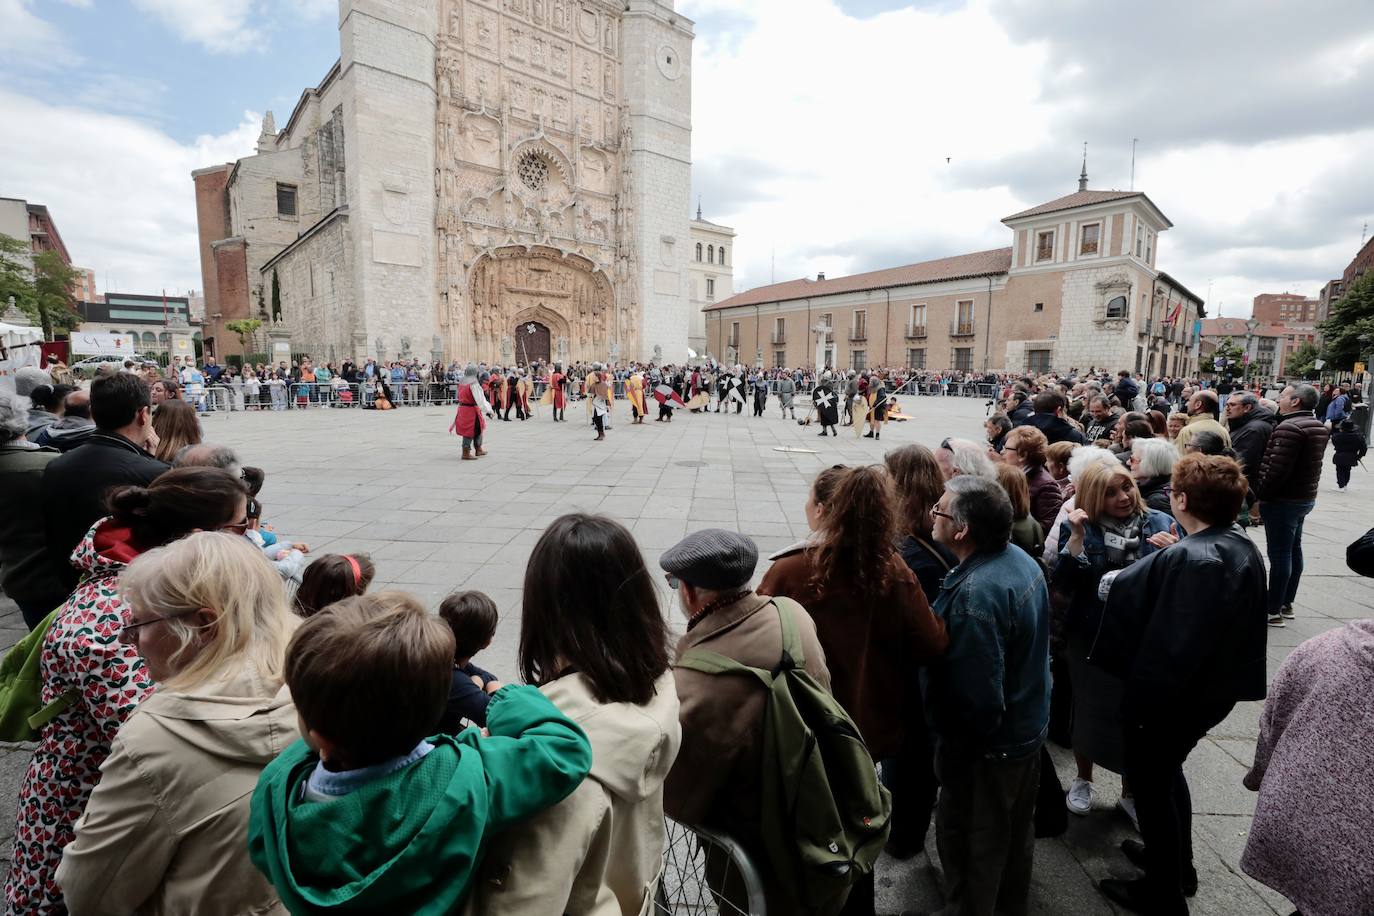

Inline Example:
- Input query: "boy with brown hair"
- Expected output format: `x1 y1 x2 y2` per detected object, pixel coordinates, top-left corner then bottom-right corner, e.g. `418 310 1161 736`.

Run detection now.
248 591 592 914
438 590 503 731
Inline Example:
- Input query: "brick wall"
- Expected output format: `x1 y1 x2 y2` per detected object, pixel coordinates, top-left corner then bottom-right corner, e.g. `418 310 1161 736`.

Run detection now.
192 166 232 318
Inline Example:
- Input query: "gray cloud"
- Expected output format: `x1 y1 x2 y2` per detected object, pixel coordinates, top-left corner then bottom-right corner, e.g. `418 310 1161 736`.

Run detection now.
989 0 1374 148
691 153 811 219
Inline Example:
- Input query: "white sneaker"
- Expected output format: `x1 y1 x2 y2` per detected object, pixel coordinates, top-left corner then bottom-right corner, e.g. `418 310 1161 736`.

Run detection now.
1066 778 1094 816
1117 795 1140 831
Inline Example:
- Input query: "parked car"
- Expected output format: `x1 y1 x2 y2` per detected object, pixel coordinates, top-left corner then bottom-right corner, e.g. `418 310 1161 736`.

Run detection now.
70 353 145 377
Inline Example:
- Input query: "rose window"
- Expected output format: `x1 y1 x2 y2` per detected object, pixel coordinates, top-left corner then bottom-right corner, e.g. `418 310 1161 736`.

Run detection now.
517 151 550 191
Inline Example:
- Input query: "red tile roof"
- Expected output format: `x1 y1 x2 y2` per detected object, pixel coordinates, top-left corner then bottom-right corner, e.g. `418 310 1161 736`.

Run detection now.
704 247 1013 311
1002 190 1143 222
1199 318 1288 338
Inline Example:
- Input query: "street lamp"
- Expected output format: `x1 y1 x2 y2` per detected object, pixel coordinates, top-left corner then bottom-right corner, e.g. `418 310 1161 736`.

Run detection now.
1244 319 1260 384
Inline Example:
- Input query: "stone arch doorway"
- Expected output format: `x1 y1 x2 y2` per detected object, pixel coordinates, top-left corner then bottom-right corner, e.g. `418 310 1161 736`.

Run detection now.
513 320 551 364
468 246 617 365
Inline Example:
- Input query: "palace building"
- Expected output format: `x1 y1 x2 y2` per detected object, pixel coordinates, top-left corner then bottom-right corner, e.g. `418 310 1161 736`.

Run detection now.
193 0 696 367
705 168 1205 378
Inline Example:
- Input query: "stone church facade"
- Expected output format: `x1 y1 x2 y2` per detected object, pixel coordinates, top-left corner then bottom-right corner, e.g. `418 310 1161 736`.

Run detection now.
193 0 694 367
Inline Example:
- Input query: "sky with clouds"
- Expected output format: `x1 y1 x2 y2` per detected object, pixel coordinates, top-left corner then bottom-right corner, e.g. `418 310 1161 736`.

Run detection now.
1 0 1371 319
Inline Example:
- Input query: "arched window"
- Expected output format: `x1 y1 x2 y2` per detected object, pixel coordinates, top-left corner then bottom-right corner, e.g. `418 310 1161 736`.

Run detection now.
1105 295 1128 319
719 246 726 266
708 245 714 264
696 242 702 261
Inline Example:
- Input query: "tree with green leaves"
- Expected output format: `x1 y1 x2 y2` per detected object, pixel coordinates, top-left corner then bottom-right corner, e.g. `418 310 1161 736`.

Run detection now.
1317 270 1374 370
0 234 34 313
30 250 81 338
0 234 80 338
1200 337 1244 375
225 318 262 354
1285 341 1319 379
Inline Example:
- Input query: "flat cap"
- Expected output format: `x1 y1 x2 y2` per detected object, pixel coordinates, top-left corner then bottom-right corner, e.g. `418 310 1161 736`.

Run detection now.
659 529 758 591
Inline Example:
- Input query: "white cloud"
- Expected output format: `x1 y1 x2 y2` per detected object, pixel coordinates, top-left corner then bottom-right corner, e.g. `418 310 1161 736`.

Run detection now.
0 0 81 67
0 88 259 293
682 0 1374 318
132 0 263 54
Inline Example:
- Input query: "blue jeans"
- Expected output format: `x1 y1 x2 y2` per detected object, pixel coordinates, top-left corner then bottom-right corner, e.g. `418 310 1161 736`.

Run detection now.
1262 500 1315 613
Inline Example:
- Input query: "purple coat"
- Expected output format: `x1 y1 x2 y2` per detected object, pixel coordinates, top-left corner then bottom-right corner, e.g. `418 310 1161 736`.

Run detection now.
1242 619 1374 915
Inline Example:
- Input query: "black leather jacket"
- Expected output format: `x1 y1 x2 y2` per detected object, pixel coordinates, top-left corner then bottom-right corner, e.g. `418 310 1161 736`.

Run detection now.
1089 525 1268 724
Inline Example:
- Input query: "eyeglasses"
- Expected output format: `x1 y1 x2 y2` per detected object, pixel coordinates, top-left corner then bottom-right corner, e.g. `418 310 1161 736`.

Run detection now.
930 507 956 521
221 516 251 536
940 438 954 452
1003 446 1019 454
122 610 195 635
664 572 681 590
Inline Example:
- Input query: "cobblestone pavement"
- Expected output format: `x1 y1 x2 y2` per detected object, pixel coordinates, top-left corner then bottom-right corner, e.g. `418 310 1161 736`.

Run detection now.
2 393 1369 913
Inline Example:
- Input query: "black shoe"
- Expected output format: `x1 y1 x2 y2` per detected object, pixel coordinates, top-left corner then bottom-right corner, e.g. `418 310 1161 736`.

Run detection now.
818 431 829 437
863 432 874 438
1119 840 1198 897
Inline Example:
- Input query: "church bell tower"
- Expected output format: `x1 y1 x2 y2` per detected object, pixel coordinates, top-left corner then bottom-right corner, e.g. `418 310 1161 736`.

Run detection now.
621 1 694 362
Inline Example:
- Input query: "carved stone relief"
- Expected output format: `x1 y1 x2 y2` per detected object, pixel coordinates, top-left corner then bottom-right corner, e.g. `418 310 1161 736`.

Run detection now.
459 112 502 168
471 9 497 51
578 6 598 44
468 247 619 363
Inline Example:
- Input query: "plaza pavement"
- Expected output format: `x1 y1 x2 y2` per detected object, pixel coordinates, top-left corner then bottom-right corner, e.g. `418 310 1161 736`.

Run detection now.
1 391 1370 914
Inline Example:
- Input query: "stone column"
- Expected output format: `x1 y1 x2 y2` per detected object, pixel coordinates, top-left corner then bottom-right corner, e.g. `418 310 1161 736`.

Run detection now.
268 324 293 366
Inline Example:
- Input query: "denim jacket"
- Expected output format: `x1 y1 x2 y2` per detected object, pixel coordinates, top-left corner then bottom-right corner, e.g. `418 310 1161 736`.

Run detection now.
922 544 1051 760
1053 509 1175 639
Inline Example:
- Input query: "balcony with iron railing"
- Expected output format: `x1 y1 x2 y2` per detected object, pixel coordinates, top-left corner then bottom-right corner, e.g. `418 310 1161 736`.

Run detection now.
950 319 976 337
848 328 868 342
905 323 927 339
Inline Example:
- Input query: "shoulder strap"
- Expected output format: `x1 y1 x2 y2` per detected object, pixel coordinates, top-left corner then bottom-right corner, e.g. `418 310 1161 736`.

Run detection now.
674 648 774 689
769 597 807 670
28 688 79 731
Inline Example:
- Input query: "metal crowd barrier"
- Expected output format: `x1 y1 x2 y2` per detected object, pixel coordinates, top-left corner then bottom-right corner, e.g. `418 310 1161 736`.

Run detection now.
196 377 998 413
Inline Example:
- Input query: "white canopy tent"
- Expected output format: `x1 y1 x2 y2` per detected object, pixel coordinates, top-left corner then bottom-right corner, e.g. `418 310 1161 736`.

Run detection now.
0 320 45 396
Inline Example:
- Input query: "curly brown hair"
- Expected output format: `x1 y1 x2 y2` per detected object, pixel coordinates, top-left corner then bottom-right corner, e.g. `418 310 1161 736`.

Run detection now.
809 465 897 596
883 444 944 538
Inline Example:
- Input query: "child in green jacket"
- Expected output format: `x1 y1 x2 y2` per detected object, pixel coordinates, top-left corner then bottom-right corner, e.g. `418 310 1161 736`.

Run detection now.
248 592 592 914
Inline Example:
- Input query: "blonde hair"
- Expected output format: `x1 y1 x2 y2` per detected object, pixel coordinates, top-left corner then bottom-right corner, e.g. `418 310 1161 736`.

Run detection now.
121 532 297 692
1074 462 1144 522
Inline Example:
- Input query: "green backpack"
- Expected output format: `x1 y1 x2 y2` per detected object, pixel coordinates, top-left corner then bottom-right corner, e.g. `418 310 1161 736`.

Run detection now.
0 608 78 743
675 598 892 914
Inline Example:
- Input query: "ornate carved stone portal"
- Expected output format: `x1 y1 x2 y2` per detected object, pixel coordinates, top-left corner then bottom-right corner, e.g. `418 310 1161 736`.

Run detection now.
434 0 637 366
468 246 617 364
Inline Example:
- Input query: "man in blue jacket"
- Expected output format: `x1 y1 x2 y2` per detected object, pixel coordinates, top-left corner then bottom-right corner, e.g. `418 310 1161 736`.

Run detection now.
924 475 1051 916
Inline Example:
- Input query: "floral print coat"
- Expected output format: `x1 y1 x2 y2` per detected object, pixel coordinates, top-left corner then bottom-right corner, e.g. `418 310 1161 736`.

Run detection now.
5 519 153 915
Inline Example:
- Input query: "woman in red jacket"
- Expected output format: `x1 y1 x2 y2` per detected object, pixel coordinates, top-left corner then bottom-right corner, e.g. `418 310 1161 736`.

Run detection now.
759 464 948 916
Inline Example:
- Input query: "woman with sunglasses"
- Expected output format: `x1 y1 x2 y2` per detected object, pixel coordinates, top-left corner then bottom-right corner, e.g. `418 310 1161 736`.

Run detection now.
6 467 250 915
56 533 297 915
